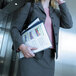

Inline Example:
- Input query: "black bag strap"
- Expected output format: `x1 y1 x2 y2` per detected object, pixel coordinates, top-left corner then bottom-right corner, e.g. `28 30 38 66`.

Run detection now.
22 2 34 30
28 3 34 20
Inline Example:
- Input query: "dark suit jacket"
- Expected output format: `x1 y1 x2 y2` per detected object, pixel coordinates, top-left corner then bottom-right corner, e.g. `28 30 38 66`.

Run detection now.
11 2 73 59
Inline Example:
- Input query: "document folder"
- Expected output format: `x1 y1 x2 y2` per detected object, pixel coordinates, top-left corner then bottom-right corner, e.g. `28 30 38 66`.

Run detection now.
20 18 52 58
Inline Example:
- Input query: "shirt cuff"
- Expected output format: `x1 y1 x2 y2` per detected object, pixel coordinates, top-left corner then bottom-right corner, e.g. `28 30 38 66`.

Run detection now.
58 1 66 5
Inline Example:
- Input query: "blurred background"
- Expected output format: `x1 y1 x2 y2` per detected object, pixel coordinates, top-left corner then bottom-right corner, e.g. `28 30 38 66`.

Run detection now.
0 0 76 76
55 0 76 76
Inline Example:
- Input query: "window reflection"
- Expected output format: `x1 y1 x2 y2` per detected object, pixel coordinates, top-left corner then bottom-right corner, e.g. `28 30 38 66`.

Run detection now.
0 33 4 53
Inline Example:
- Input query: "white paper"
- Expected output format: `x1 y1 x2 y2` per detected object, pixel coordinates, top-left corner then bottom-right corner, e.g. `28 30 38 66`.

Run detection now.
28 18 40 28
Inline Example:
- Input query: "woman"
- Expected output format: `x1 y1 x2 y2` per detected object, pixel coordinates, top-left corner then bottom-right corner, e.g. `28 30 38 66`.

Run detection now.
11 0 73 76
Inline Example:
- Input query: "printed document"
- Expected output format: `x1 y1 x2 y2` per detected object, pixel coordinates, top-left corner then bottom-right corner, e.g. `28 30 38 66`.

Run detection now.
20 20 52 58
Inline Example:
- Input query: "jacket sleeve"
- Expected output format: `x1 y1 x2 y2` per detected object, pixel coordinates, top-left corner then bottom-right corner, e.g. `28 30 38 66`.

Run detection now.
59 3 73 28
10 2 31 51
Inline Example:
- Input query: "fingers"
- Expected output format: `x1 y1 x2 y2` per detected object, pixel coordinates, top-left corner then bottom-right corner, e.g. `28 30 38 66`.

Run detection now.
21 46 37 58
23 48 35 58
30 47 37 50
29 46 37 50
24 52 35 58
24 53 34 58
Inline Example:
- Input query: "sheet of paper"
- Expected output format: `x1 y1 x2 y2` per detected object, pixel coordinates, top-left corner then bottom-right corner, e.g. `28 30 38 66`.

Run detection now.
28 18 40 28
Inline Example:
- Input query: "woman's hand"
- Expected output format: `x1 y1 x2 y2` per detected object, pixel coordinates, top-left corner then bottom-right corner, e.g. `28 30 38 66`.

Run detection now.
19 44 37 58
56 0 65 4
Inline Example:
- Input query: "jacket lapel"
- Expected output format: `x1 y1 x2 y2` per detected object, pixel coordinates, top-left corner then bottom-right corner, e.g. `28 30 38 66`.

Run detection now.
36 2 54 16
36 2 46 14
49 7 55 29
36 1 55 28
49 6 54 16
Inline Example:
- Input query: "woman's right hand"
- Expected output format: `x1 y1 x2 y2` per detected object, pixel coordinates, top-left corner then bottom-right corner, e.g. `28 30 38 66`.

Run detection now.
19 44 37 58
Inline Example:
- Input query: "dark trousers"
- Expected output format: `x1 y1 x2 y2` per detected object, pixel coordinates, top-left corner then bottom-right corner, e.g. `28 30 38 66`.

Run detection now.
17 49 55 76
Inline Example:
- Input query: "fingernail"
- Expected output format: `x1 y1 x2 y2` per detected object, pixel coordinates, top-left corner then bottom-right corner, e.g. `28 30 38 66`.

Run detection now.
33 54 35 56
